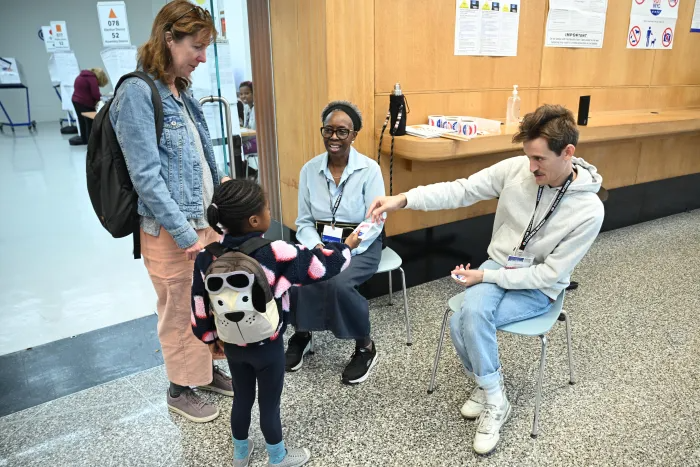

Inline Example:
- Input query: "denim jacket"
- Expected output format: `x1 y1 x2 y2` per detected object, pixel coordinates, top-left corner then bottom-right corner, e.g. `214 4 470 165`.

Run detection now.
109 75 220 249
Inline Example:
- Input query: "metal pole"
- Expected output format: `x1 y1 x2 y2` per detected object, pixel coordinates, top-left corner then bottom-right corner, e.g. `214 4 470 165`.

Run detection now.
199 96 236 179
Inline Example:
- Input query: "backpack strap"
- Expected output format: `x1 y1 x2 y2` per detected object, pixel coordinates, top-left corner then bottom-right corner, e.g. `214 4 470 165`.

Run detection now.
114 71 164 144
204 242 229 259
238 237 273 256
204 237 272 259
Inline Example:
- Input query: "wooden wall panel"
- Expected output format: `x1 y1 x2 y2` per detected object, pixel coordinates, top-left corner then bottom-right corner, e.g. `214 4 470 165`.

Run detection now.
326 0 375 159
374 0 547 93
574 141 642 190
636 134 700 184
650 1 700 86
539 0 655 88
270 0 328 227
648 86 700 110
537 87 651 115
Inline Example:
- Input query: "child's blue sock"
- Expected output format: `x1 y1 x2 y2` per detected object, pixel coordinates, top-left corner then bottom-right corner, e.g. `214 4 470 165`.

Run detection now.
233 437 249 460
266 440 286 465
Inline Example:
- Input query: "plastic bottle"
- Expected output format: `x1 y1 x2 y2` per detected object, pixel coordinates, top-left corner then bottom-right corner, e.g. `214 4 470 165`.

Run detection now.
506 85 521 127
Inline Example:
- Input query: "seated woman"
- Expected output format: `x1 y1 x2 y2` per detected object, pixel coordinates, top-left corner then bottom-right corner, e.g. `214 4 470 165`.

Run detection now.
287 100 385 385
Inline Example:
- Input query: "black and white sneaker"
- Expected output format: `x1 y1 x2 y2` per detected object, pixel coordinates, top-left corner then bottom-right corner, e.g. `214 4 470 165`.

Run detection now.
285 332 313 372
341 341 378 385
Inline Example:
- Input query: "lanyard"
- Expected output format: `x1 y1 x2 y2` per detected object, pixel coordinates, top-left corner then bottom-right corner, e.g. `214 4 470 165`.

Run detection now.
325 175 350 227
519 171 574 251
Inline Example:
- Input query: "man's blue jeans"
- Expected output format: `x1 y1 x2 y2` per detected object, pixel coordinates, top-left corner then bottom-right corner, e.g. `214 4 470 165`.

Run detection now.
449 260 553 392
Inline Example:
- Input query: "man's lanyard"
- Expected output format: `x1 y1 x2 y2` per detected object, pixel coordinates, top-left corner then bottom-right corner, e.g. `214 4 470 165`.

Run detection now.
325 175 350 227
519 171 574 251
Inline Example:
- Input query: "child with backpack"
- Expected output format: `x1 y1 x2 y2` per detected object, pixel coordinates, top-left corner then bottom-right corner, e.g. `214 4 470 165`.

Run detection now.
191 179 360 467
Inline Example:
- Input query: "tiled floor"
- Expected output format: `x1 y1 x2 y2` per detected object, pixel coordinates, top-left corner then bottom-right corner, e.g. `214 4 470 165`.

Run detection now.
1 210 699 466
0 124 156 355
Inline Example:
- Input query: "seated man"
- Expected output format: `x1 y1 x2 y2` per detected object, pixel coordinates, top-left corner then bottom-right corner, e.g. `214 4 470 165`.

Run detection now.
367 104 604 454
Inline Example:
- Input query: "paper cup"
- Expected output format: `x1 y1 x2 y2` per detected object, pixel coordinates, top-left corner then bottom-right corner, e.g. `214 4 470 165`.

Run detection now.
459 118 478 137
444 116 460 132
428 115 444 127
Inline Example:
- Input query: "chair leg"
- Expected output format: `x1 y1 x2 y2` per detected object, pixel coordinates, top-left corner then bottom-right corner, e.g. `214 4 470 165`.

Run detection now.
532 335 548 438
428 309 451 394
561 310 576 385
388 270 393 306
399 267 412 346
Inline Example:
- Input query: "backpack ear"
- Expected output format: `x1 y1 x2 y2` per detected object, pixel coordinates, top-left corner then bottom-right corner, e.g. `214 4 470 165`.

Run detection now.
251 281 268 313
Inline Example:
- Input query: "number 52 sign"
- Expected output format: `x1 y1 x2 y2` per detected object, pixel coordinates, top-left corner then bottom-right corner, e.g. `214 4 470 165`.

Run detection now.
97 1 131 47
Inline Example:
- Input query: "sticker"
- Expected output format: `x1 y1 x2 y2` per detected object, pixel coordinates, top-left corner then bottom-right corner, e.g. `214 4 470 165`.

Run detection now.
662 27 673 47
629 25 642 46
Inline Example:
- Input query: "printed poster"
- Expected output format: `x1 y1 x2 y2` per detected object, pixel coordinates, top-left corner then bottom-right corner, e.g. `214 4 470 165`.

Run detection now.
545 0 609 48
454 0 521 56
627 0 679 49
691 0 700 32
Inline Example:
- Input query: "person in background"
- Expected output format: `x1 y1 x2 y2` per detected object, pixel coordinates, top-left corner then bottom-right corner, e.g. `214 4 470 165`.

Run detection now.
240 81 255 130
286 100 385 385
367 105 605 454
239 81 257 179
109 0 232 423
70 68 108 145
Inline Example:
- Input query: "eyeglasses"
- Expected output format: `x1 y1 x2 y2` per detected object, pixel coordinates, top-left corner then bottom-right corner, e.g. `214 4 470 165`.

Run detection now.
205 271 254 295
320 126 352 140
168 6 212 28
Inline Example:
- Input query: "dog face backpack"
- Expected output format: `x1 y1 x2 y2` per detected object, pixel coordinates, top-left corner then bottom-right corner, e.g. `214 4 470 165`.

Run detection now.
203 238 280 345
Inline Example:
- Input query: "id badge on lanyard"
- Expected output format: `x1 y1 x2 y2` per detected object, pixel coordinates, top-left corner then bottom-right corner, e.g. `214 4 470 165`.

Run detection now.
511 171 574 269
322 225 344 243
506 249 535 269
323 175 349 243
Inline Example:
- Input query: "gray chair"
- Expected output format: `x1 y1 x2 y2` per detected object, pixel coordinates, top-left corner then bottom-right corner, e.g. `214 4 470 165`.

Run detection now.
427 290 574 438
376 247 412 345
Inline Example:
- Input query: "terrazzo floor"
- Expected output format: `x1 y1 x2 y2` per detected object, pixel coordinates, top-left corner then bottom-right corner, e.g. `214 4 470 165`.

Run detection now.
1 211 699 466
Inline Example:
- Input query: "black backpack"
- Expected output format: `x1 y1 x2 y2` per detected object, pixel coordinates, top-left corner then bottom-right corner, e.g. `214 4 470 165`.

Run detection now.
86 72 164 259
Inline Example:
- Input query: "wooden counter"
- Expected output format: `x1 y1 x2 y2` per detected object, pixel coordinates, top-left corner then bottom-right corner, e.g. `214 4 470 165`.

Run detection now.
379 109 700 162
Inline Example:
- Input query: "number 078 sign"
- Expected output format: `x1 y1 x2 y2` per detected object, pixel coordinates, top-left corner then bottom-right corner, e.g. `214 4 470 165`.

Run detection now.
97 1 131 47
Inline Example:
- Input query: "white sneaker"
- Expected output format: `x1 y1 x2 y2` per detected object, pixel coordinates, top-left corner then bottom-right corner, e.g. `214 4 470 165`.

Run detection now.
460 376 505 420
473 397 512 455
461 386 486 419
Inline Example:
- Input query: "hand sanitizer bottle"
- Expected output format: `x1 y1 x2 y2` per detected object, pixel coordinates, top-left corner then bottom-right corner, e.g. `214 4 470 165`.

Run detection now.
506 85 521 128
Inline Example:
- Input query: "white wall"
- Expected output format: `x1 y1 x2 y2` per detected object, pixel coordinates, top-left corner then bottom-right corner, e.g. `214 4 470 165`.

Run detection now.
0 0 159 123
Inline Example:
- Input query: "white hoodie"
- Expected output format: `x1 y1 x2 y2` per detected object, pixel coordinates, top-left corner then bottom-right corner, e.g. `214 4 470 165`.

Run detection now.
404 156 605 299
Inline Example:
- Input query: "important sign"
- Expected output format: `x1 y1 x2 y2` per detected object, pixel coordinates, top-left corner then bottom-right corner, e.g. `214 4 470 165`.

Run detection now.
49 21 71 52
97 1 131 47
627 0 677 50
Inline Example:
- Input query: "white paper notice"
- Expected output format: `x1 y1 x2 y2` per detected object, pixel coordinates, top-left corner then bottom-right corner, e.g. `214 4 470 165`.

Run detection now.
97 2 132 47
48 55 61 84
49 21 71 52
454 0 521 57
100 47 137 85
60 84 75 111
54 52 80 85
691 0 700 32
545 0 608 48
0 58 22 85
627 0 679 50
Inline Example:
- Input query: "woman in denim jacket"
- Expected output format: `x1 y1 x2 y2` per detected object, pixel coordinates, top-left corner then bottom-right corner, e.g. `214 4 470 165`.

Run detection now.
109 0 232 423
